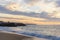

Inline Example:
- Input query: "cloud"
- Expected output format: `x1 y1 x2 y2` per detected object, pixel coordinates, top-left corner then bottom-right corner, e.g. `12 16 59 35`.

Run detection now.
48 7 60 18
6 3 20 11
24 0 60 18
5 0 57 13
1 0 60 18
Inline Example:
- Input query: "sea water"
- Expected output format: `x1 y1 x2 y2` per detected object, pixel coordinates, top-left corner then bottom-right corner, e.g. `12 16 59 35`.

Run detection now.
0 25 60 40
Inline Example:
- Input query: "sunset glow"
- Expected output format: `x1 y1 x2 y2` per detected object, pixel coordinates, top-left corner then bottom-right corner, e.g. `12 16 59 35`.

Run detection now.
0 0 60 25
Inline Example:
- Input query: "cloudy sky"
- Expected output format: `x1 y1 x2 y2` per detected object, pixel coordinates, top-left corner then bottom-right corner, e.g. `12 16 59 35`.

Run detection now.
0 0 60 18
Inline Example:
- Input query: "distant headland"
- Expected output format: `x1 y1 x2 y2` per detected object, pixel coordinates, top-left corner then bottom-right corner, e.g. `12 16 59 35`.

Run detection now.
0 21 26 27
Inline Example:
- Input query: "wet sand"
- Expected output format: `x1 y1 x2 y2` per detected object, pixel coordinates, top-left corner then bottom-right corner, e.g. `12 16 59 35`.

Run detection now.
0 31 48 40
0 31 33 40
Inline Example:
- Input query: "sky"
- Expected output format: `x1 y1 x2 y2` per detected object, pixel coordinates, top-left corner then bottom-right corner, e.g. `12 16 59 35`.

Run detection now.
0 0 60 18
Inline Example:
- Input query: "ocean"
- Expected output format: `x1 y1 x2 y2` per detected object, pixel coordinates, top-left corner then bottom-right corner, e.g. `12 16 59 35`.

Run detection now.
0 25 60 40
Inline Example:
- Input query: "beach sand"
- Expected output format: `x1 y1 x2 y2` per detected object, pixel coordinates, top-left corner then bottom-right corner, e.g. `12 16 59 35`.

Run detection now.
0 31 48 40
0 31 32 40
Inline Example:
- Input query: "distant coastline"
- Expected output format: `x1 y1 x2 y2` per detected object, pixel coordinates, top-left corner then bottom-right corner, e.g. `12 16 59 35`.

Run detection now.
0 17 60 25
